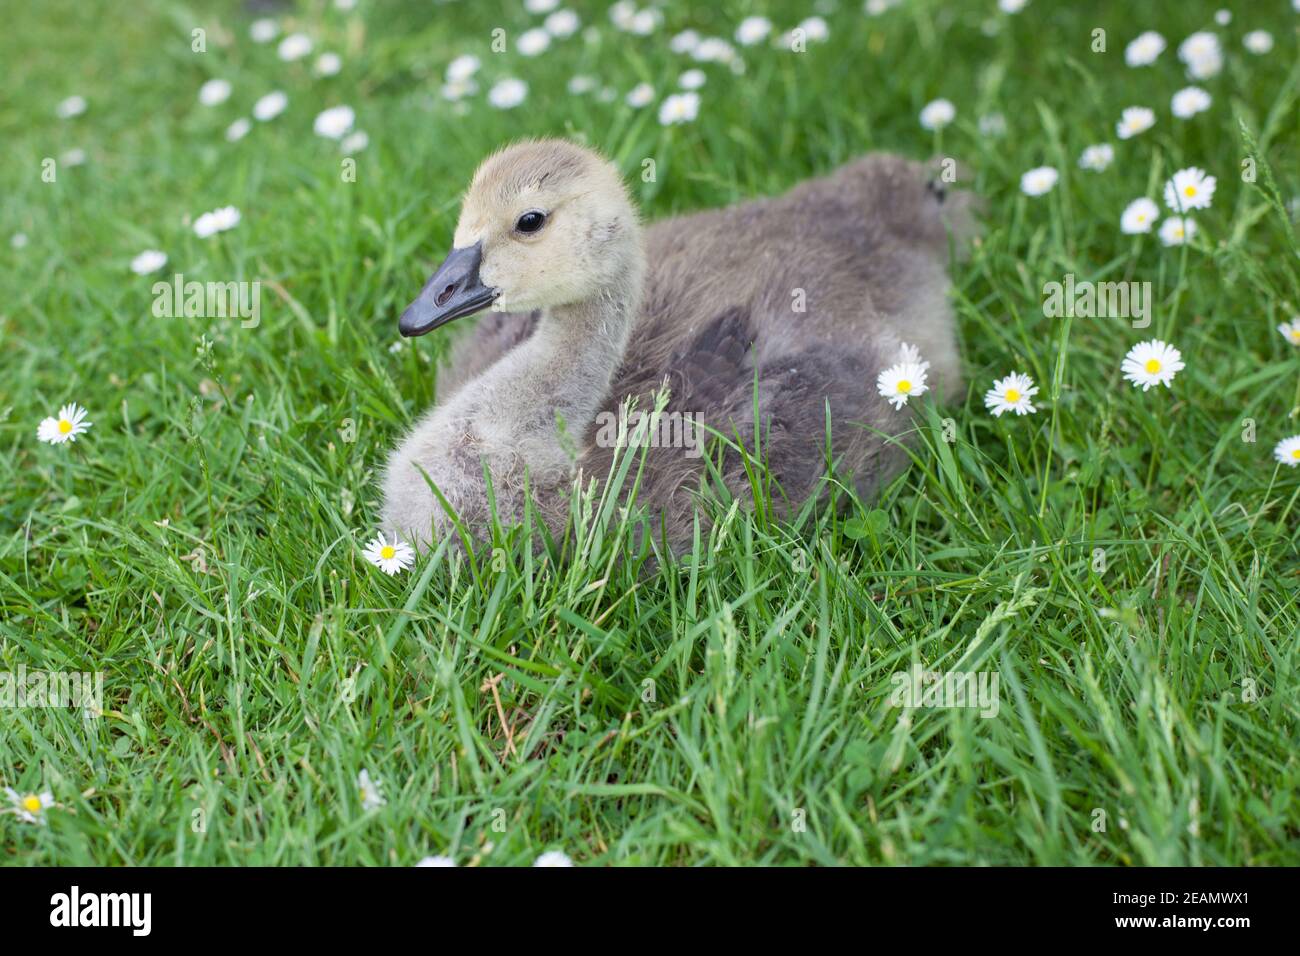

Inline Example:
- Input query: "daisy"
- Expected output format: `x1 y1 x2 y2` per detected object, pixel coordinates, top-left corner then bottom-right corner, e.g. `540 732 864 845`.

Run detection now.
798 16 830 42
1274 436 1300 467
130 249 167 275
693 38 737 64
1120 197 1159 234
357 769 385 811
1116 106 1155 140
363 533 415 575
336 0 356 8
61 148 87 167
1121 340 1184 391
416 856 457 867
56 95 86 119
658 92 700 125
277 33 313 62
628 9 660 35
670 30 701 55
626 83 654 108
249 18 278 43
1178 32 1223 80
193 206 241 239
525 0 559 12
1277 317 1300 346
567 75 597 95
446 54 481 83
1159 216 1197 246
1124 31 1166 67
1215 10 1231 25
1077 144 1113 172
984 372 1038 417
545 10 580 37
1243 31 1273 55
919 98 956 131
198 79 232 106
1164 167 1215 212
679 69 706 90
37 403 92 445
341 131 368 155
534 850 574 867
12 232 28 249
609 1 636 30
488 78 528 109
442 79 477 101
517 27 551 56
735 16 772 46
313 105 355 140
315 53 342 77
865 0 901 15
1020 166 1059 197
1171 86 1211 119
226 118 251 142
4 788 55 825
877 360 929 410
999 0 1028 12
252 91 288 121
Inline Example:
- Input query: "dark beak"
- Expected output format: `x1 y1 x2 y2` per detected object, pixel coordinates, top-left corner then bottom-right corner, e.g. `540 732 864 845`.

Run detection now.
398 241 499 337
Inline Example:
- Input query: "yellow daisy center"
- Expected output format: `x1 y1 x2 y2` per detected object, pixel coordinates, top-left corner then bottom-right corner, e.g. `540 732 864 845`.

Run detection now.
1292 449 1300 460
380 545 396 560
897 380 912 394
1136 214 1147 223
1005 388 1021 403
22 795 42 813
1145 359 1162 374
1290 330 1300 342
58 419 72 434
1184 185 1196 197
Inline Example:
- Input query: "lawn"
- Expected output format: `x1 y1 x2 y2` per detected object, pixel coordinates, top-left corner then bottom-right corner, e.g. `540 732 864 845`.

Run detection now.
2 0 1298 866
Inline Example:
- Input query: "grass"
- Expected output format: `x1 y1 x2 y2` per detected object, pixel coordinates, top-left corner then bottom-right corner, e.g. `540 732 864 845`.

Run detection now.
2 0 1299 866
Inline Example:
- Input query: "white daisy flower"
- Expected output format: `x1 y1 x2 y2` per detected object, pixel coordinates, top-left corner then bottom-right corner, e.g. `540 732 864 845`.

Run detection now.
1078 144 1114 172
534 850 574 867
1178 32 1222 80
1124 31 1166 67
984 372 1039 417
735 16 772 46
130 249 167 275
1164 167 1215 212
1243 31 1273 55
658 92 700 126
56 95 86 119
446 54 481 83
1121 340 1185 391
919 98 956 131
335 0 357 10
193 205 241 239
626 83 654 108
12 232 28 249
61 148 87 167
679 69 706 90
278 33 313 62
363 533 414 575
1171 86 1211 119
1274 435 1300 467
357 769 385 810
670 30 701 54
609 0 636 29
416 856 457 867
693 38 736 64
341 131 368 154
567 75 597 95
798 16 830 42
226 118 252 142
525 0 559 12
628 9 660 35
488 78 528 109
37 403 92 445
313 105 355 140
1277 317 1300 346
249 18 278 43
315 53 343 77
517 27 551 56
252 91 288 121
198 79 232 106
1120 197 1159 234
1215 10 1231 26
544 10 580 37
865 0 901 14
999 0 1028 12
876 361 929 410
4 788 55 825
1116 106 1155 139
1020 166 1059 197
441 79 477 101
1159 216 1197 246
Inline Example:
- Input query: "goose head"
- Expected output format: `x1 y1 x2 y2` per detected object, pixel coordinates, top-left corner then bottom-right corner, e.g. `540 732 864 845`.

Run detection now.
400 139 642 337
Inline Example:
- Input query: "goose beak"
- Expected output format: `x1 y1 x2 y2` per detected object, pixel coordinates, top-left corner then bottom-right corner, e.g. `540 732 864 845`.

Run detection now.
398 241 500 337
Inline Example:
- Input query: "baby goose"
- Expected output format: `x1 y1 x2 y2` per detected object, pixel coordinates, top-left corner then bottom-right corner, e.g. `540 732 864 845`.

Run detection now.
382 139 976 551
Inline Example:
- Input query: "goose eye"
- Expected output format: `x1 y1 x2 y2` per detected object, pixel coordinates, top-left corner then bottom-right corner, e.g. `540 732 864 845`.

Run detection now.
515 210 547 234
